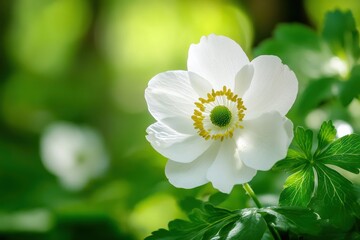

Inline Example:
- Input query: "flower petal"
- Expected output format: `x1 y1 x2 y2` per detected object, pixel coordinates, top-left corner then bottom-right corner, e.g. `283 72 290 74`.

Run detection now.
160 116 195 135
236 111 294 171
242 56 298 120
165 143 220 189
188 71 213 98
234 64 254 97
187 34 249 90
146 122 211 163
206 140 257 193
145 70 198 124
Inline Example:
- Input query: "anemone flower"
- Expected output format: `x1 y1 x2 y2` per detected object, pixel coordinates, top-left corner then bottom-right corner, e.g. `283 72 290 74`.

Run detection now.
145 34 298 193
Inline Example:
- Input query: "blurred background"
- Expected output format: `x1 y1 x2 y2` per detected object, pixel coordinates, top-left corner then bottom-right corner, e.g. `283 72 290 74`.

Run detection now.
0 0 359 239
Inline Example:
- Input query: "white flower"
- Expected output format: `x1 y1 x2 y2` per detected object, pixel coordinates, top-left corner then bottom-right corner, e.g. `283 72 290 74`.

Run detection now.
145 34 298 193
41 122 109 191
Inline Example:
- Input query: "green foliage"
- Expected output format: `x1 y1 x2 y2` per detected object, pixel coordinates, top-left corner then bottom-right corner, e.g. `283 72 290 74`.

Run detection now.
317 127 360 174
146 204 265 240
254 23 330 84
322 10 360 62
324 10 360 107
276 121 360 230
339 66 360 106
273 127 313 171
146 201 321 239
258 207 320 235
279 165 314 208
316 120 337 152
256 10 360 115
298 77 337 115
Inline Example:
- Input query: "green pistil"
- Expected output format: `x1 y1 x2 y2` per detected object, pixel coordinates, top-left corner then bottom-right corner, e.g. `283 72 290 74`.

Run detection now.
210 105 232 127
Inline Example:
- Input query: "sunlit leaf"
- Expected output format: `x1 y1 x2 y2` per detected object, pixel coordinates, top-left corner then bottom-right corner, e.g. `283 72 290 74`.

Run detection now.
309 164 358 229
279 165 314 207
216 209 267 240
145 205 267 240
259 206 321 235
146 202 322 240
277 121 360 230
274 127 312 171
293 127 314 160
316 120 337 154
317 134 360 174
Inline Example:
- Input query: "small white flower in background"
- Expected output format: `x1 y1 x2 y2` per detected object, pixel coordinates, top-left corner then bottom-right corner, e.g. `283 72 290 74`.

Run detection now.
145 34 298 193
334 120 353 138
41 122 109 191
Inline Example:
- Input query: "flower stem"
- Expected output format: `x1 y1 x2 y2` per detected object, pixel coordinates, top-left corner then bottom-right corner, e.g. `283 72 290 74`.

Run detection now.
242 183 262 208
268 224 282 240
242 183 282 240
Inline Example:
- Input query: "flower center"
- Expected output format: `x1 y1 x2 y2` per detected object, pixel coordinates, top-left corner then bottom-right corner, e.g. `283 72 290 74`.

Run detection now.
191 86 246 141
210 105 232 127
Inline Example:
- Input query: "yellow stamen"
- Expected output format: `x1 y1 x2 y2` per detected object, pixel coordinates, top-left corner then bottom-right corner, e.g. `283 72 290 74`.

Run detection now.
191 86 246 141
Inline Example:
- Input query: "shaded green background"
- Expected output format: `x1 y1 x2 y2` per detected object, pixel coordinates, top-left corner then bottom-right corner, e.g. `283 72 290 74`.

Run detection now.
0 0 359 239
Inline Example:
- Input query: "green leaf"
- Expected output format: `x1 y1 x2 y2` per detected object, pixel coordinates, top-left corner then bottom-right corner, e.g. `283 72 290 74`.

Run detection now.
217 209 267 240
272 149 306 172
274 127 312 172
259 206 321 235
317 134 360 174
178 197 203 213
295 127 313 158
316 120 337 154
293 126 314 160
298 77 337 115
147 202 323 240
260 230 274 240
208 192 229 206
278 121 360 230
145 205 267 240
279 164 314 207
310 164 358 229
322 10 360 61
339 65 360 106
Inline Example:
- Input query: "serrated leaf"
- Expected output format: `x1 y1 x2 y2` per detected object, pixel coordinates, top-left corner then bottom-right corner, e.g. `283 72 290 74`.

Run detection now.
293 127 314 159
274 127 313 172
279 164 314 207
278 121 360 231
147 199 326 240
217 209 267 240
322 10 360 61
310 164 358 230
316 120 337 154
259 206 321 235
146 205 266 240
317 134 360 174
273 149 307 172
